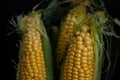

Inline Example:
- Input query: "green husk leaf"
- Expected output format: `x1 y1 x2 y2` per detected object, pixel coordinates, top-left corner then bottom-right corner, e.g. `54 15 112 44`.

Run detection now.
42 34 54 80
38 13 54 80
90 14 104 80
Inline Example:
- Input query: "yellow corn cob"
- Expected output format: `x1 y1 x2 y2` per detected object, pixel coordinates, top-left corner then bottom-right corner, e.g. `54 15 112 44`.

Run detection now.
55 1 89 70
16 12 53 80
61 25 94 80
60 11 106 80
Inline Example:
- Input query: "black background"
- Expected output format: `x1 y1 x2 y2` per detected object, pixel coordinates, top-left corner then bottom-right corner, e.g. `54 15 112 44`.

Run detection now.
0 0 120 80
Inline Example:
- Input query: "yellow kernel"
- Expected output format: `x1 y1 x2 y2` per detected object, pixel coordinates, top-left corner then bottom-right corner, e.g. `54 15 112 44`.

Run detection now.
80 32 85 38
28 69 33 74
75 53 81 58
82 25 88 32
81 56 87 60
30 55 35 59
69 51 75 56
75 50 81 54
81 59 87 64
34 73 39 77
79 78 85 80
85 40 91 45
75 65 81 69
33 46 38 51
26 63 31 68
83 67 88 71
76 45 83 50
38 78 45 80
26 44 31 49
79 68 84 73
88 65 93 69
72 74 78 78
63 77 67 80
72 47 76 51
85 70 90 74
72 67 78 72
88 56 93 61
84 37 90 41
86 32 90 37
67 69 72 73
73 79 78 80
28 41 32 45
79 73 85 77
81 52 88 56
28 48 32 52
67 73 72 77
69 22 74 26
84 78 91 80
86 74 91 78
81 64 88 67
71 17 76 23
70 43 76 48
73 71 78 75
67 66 72 70
88 52 92 55
76 36 82 41
25 59 30 64
75 31 80 36
82 47 88 52
68 63 73 67
34 68 39 73
32 64 37 70
74 61 80 65
67 76 72 80
29 72 34 77
67 29 73 33
69 26 74 29
88 61 92 65
77 41 83 45
74 57 80 61
68 59 74 63
64 26 69 29
69 55 74 60
27 32 32 37
90 68 94 72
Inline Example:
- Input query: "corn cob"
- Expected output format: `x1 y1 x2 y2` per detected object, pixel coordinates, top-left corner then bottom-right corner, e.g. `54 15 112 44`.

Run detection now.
61 25 94 80
55 0 89 70
60 12 105 80
16 12 53 80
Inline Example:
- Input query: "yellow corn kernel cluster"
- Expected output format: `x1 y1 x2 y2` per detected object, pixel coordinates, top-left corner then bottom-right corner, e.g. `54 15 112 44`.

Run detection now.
55 2 87 69
61 25 94 80
17 14 46 80
55 14 75 68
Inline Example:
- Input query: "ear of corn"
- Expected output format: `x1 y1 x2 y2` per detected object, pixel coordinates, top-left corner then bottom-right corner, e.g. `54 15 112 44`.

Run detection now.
16 12 53 80
55 1 88 71
59 12 104 80
60 25 94 80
